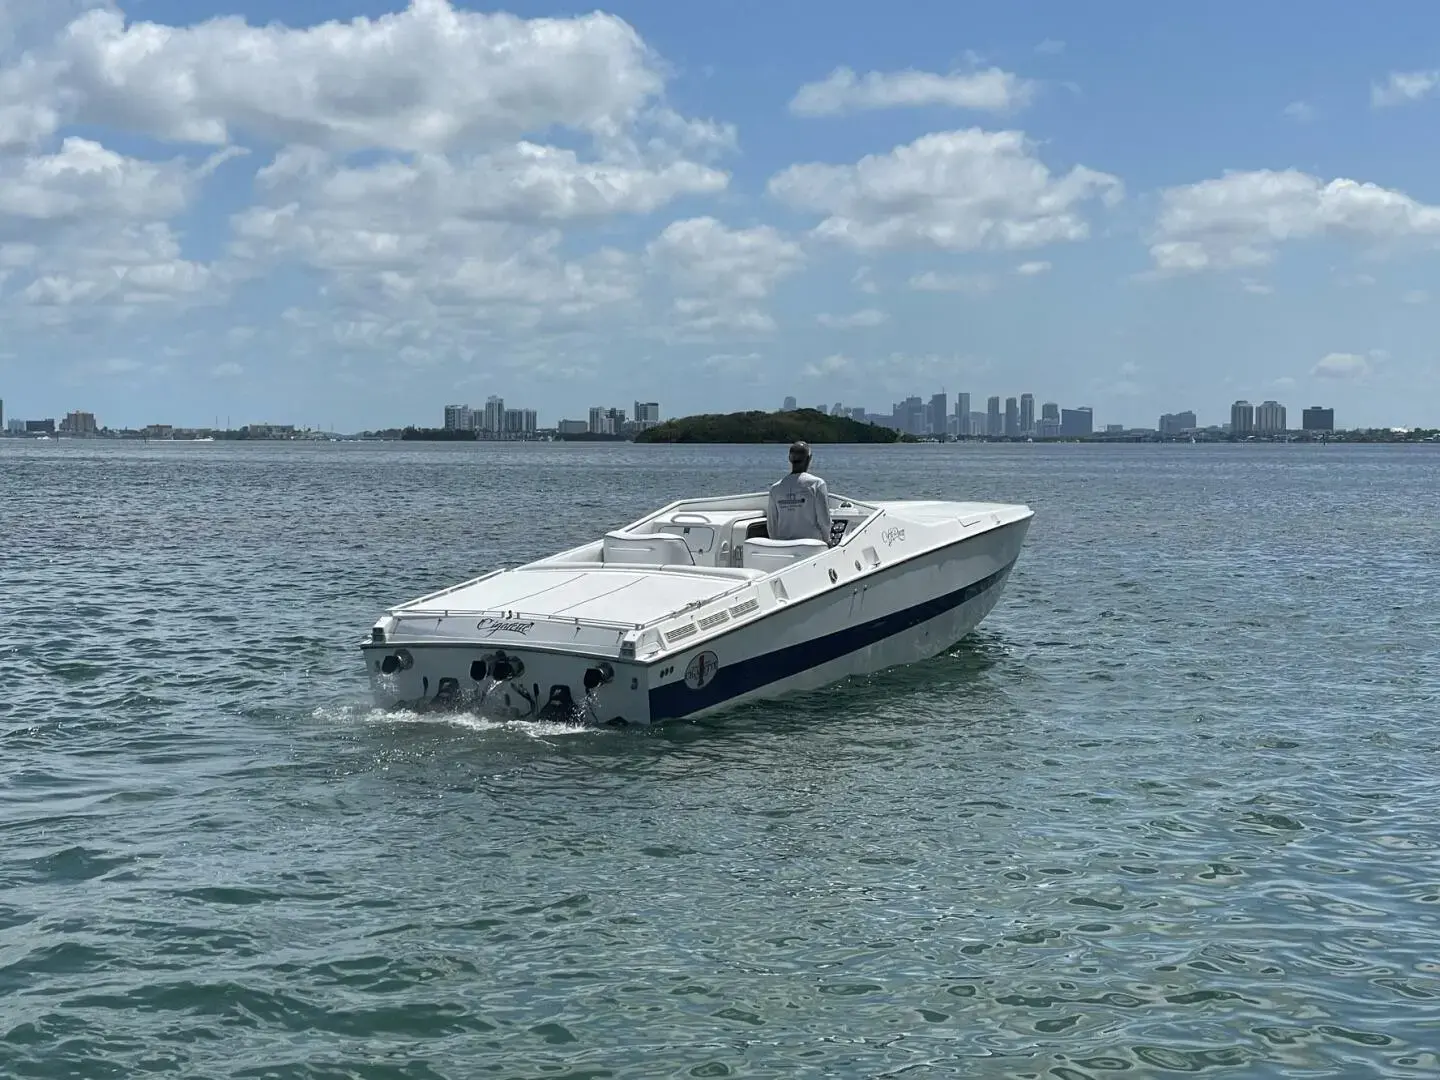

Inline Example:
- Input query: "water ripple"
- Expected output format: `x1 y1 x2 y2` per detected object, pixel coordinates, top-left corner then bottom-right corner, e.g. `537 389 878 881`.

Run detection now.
3 440 1439 1076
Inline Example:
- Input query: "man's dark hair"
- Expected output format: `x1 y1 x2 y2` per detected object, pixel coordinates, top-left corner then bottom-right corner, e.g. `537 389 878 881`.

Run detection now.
788 440 811 472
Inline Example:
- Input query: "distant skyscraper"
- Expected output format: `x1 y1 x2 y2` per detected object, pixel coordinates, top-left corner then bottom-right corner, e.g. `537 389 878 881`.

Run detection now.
1019 393 1035 436
1302 405 1334 432
850 407 866 422
484 395 505 435
0 398 4 432
1230 400 1255 435
782 396 797 411
1004 397 1019 437
969 410 986 437
61 410 98 436
588 405 608 434
443 404 472 431
634 401 661 427
1060 407 1093 437
1038 401 1060 438
928 393 947 436
1255 400 1287 434
1159 410 1197 434
954 392 971 435
986 396 1002 436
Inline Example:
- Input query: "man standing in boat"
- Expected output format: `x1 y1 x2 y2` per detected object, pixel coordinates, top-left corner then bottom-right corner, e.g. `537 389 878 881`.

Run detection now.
767 441 833 543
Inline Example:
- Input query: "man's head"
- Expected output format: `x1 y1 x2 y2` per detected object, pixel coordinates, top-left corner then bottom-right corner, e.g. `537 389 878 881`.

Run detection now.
788 440 811 473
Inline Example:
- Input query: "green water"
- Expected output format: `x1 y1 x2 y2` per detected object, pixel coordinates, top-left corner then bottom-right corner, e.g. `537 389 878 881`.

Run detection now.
3 440 1438 1077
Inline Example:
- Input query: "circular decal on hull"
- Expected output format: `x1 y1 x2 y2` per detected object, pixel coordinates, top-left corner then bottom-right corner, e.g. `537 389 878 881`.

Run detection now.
684 651 719 690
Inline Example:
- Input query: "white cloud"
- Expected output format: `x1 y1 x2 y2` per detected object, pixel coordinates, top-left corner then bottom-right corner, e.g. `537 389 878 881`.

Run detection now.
801 353 853 378
908 270 995 294
211 361 243 378
1402 288 1429 304
1312 352 1371 379
789 65 1035 117
851 266 878 294
1035 39 1066 56
1283 100 1317 122
647 217 803 299
1241 278 1273 295
0 1 739 353
1014 260 1051 275
0 137 192 224
646 217 804 336
816 308 887 328
1371 70 1440 108
769 129 1122 253
257 143 726 225
1149 168 1440 272
17 1 670 153
0 138 231 320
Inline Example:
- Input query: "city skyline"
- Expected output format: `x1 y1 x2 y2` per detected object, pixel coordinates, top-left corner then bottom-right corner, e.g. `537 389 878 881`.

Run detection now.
2 3 1439 431
2 384 1355 439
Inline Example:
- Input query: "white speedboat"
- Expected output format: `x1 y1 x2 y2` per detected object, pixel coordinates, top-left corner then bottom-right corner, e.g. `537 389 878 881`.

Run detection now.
362 492 1033 726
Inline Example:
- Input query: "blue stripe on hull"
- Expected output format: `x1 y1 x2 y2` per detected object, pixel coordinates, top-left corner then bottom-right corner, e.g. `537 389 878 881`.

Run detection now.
648 558 1016 721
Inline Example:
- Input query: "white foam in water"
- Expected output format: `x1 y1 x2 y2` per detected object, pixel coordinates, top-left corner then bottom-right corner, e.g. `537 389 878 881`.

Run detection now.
311 701 608 739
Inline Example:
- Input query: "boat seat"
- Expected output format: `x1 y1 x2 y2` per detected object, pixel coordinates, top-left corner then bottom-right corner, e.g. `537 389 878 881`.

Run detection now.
602 530 695 567
741 537 828 573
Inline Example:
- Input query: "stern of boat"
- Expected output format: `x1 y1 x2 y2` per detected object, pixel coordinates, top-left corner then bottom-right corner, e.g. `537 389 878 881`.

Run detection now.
360 636 653 726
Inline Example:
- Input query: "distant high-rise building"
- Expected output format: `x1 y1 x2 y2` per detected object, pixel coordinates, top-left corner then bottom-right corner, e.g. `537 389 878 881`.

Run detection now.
1019 393 1035 436
588 405 609 434
1060 407 1093 437
1038 401 1060 438
634 401 661 427
60 410 98 436
1159 410 1197 435
1004 397 1019 437
782 396 797 411
557 419 588 435
1255 400 1287 434
928 393 947 437
443 404 472 432
499 408 537 437
0 398 4 432
484 395 505 435
986 396 1002 436
1230 400 1255 436
1302 405 1334 432
850 407 867 422
954 393 971 435
891 396 924 436
969 410 985 437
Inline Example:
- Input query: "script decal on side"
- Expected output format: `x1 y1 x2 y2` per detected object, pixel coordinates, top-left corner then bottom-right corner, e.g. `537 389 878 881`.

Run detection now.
684 651 720 690
475 617 536 637
881 527 906 546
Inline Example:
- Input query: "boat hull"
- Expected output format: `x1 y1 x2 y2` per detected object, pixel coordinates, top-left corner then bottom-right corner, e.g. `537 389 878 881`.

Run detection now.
362 516 1029 726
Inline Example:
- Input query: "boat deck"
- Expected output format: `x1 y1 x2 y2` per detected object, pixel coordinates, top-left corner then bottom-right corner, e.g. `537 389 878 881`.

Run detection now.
398 565 753 628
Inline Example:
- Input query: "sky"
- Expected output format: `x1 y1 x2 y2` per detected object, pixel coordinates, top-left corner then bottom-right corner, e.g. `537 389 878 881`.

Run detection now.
3 0 1440 431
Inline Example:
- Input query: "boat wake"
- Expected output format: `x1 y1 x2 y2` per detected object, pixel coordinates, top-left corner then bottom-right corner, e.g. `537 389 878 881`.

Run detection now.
312 701 610 740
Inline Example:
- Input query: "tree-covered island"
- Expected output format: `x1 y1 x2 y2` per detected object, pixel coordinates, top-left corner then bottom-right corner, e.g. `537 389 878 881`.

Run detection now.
633 409 910 444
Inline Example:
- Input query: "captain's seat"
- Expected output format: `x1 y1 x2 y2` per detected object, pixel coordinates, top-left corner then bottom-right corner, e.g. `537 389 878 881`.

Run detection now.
741 537 828 574
602 530 695 566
